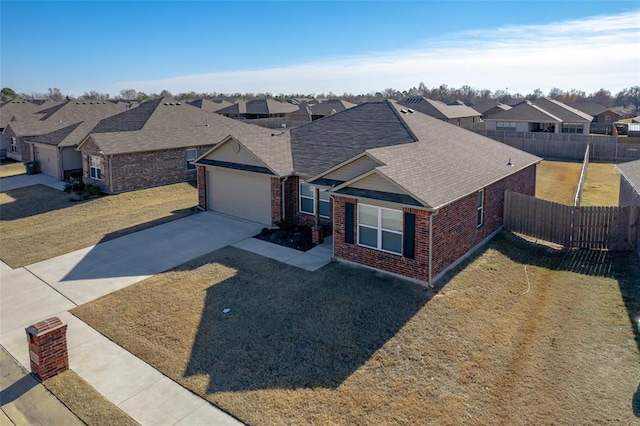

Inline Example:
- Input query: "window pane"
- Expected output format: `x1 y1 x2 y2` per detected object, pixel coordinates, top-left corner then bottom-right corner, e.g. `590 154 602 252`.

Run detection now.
477 208 483 226
359 205 378 226
186 149 197 161
359 226 377 248
300 183 314 197
382 231 401 253
319 200 330 217
96 169 101 179
477 190 484 208
300 197 314 213
381 209 402 231
319 190 330 201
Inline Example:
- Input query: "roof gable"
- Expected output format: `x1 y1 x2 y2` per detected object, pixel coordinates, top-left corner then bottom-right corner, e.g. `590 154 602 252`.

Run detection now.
618 159 640 192
290 101 418 177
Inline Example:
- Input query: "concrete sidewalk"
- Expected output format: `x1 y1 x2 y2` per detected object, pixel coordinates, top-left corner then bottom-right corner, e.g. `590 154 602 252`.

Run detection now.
0 173 66 192
0 211 333 425
1 346 83 425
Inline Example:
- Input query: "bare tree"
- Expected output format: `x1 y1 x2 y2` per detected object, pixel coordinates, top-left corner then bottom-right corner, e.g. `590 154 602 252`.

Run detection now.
588 88 612 107
119 89 137 100
48 87 64 101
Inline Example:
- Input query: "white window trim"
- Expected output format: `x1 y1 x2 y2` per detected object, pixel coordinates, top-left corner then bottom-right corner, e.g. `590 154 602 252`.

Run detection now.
10 137 17 153
299 183 330 218
89 155 102 180
477 189 484 228
186 148 197 170
357 204 403 255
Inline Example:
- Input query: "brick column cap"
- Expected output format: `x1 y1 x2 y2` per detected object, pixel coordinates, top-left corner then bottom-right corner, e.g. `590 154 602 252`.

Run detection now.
26 317 65 337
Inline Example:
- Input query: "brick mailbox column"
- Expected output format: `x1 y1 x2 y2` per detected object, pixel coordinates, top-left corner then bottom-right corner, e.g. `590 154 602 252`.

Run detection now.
25 317 69 381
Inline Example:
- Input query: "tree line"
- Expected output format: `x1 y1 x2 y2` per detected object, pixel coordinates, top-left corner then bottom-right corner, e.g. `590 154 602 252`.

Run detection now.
2 84 639 111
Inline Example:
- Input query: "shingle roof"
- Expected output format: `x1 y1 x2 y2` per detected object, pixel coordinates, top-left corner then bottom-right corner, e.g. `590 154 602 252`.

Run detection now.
567 101 619 118
290 101 418 177
85 98 280 156
485 101 562 122
618 159 640 193
534 98 592 122
471 100 512 115
217 99 299 115
187 98 233 112
399 97 481 120
28 123 82 146
309 99 356 116
0 100 61 128
357 102 541 209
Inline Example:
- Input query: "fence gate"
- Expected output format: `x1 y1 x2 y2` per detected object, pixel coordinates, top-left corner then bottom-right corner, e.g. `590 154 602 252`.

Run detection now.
504 191 639 251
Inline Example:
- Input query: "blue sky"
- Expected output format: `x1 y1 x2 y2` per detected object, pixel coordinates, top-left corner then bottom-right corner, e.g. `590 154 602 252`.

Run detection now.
1 1 638 97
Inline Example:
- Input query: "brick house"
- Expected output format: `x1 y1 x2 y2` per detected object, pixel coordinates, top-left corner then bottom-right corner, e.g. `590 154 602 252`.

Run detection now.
398 97 482 128
484 98 592 134
194 100 541 286
77 98 276 193
0 99 60 158
3 101 128 179
568 101 622 124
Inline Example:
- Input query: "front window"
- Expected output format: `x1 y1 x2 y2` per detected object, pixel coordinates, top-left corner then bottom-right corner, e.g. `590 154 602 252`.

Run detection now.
10 137 17 153
89 155 102 180
496 121 517 131
186 148 197 170
477 189 484 228
604 115 612 123
561 123 584 134
299 183 330 218
358 204 402 254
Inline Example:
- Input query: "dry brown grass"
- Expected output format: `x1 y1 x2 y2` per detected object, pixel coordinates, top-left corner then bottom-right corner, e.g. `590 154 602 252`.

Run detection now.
0 160 26 178
0 182 197 268
581 162 620 206
535 160 581 204
73 236 640 425
44 370 139 426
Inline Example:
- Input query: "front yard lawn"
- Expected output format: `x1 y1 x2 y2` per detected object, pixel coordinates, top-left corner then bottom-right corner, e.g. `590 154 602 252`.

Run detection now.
0 159 26 178
72 233 640 425
0 182 198 268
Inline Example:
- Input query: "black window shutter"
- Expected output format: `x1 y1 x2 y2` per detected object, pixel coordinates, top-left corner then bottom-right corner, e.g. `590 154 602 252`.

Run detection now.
345 202 355 244
404 212 415 259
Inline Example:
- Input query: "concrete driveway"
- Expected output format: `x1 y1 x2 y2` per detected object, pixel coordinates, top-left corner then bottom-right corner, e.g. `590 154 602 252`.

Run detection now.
23 212 263 305
0 173 67 192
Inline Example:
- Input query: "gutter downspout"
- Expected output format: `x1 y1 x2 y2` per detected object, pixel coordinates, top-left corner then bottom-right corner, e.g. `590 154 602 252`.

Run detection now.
281 176 289 222
428 210 439 288
108 155 113 194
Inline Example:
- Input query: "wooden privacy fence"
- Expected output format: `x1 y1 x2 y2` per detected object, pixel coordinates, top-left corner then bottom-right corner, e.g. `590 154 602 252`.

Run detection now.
504 191 640 251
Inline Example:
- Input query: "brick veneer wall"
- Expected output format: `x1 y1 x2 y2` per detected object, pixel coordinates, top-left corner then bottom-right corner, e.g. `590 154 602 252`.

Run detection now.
285 175 332 234
197 165 206 209
430 164 536 277
271 177 282 224
81 140 212 193
333 165 537 284
619 176 640 207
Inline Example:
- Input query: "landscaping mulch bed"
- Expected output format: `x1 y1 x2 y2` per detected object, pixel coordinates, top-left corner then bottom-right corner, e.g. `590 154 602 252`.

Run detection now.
255 224 315 251
72 234 640 425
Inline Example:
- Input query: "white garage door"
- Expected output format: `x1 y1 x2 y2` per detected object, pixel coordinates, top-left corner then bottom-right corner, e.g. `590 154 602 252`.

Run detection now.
207 168 272 225
34 145 58 177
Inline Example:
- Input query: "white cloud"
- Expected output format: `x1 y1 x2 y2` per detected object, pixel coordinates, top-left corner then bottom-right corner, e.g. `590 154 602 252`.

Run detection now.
114 11 640 96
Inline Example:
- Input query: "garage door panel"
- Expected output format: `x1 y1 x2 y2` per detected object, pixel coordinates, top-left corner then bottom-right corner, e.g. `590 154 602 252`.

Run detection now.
34 145 58 177
207 168 272 225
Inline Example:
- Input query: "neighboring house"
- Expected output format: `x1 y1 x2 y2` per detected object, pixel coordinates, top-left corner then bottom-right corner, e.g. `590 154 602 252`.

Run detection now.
187 98 233 112
484 98 592 134
290 99 357 122
568 101 621 124
216 99 299 120
618 159 640 207
0 100 61 158
471 100 512 119
3 101 128 179
398 97 482 128
194 100 540 286
77 98 276 194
